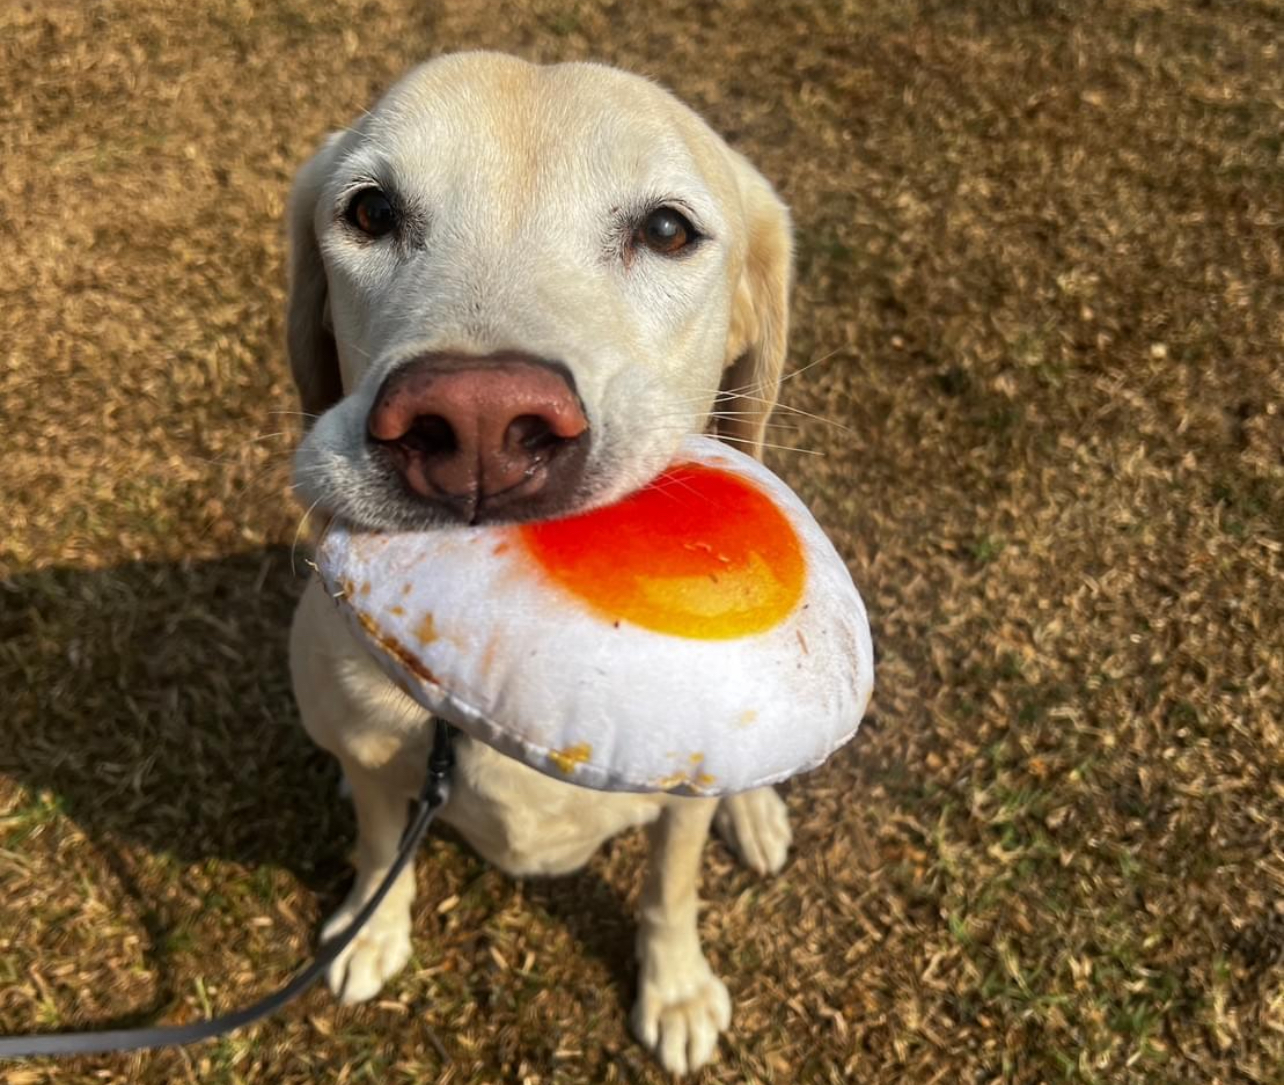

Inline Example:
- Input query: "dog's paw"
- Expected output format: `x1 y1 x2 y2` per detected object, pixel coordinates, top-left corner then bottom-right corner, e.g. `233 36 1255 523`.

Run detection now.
714 786 791 875
321 895 413 1005
631 955 731 1075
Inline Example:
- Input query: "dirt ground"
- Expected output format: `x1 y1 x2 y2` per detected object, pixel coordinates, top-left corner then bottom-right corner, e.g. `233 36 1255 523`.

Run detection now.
1 1 1280 1082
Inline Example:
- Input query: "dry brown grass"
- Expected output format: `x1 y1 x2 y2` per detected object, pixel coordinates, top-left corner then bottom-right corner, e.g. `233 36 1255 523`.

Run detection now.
2 1 1281 1082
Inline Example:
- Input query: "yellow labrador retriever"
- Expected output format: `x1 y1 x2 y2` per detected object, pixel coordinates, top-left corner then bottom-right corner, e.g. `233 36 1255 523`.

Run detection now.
287 52 793 1074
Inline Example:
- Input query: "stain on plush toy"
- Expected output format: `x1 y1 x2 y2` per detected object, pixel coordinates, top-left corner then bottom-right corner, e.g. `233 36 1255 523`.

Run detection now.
355 612 439 686
416 613 438 644
549 743 592 774
653 769 718 792
479 637 500 679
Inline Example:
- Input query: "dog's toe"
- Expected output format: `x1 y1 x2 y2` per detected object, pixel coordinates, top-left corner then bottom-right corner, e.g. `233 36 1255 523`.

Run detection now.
632 960 731 1074
321 900 413 1005
714 786 791 875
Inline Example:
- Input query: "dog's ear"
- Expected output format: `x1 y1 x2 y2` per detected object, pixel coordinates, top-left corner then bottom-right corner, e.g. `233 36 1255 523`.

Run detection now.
286 133 345 423
717 152 793 459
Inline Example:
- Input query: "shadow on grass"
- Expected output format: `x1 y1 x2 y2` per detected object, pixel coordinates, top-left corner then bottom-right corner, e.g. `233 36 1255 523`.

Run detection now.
1 547 345 884
0 547 641 1025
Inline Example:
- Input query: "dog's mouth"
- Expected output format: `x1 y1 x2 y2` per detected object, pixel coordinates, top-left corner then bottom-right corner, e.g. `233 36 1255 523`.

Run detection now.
298 436 618 536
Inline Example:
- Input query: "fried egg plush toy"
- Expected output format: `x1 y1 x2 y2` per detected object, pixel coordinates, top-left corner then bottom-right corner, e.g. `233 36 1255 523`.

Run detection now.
316 436 873 795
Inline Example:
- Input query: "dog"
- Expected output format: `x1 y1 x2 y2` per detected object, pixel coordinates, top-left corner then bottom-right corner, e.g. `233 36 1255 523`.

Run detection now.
287 52 794 1075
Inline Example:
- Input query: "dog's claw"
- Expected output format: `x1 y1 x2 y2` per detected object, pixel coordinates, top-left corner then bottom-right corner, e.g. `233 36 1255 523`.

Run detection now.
632 955 731 1074
321 895 413 1005
715 786 792 875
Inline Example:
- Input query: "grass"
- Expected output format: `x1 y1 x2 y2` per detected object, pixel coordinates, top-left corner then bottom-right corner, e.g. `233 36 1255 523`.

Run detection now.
2 0 1282 1082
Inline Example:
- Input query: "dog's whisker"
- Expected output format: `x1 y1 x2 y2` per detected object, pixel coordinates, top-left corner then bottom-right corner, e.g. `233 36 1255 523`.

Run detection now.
644 471 710 503
717 349 843 399
721 352 842 398
781 347 843 383
666 389 849 432
716 395 853 433
657 407 801 423
291 496 328 578
703 409 795 417
647 412 802 432
175 426 310 469
289 463 332 491
181 451 297 478
712 434 826 457
182 455 304 549
704 413 803 429
709 426 807 439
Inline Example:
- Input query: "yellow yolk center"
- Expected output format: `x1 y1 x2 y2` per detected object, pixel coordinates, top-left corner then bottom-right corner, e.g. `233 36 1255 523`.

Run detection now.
519 463 805 639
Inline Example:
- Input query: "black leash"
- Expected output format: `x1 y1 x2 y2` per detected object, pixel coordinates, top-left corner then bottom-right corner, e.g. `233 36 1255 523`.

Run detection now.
0 719 456 1061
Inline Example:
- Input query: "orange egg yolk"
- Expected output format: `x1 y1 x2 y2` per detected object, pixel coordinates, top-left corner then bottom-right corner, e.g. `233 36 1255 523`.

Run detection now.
519 463 804 639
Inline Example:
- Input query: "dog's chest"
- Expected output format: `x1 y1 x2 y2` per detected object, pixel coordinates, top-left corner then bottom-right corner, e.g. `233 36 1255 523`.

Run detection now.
439 735 660 877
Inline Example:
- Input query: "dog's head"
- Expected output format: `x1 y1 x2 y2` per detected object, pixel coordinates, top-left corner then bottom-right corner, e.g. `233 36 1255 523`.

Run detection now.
288 52 792 529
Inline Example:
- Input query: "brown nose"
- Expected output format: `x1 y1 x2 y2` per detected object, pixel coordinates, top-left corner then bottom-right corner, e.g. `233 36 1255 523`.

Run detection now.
367 352 590 523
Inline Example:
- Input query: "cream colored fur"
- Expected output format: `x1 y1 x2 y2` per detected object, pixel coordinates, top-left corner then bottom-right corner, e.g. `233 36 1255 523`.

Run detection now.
287 53 794 1075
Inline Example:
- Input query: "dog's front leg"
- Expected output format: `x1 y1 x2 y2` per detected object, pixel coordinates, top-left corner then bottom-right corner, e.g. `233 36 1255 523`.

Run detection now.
631 796 730 1075
321 755 421 1004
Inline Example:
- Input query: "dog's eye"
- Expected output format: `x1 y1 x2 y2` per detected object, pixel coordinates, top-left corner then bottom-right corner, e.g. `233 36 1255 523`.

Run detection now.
346 189 399 238
634 207 697 256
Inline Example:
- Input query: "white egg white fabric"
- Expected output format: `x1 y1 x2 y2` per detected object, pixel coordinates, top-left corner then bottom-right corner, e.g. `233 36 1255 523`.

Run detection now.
315 436 874 795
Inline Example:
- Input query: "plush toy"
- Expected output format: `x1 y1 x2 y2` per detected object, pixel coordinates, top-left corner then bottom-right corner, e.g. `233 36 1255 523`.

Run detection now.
316 435 873 795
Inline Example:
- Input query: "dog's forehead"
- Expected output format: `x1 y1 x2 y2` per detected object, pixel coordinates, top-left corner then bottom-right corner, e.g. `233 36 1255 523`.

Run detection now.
354 55 732 207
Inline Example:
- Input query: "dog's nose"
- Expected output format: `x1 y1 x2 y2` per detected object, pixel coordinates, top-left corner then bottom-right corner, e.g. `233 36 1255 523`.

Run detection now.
367 352 590 522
